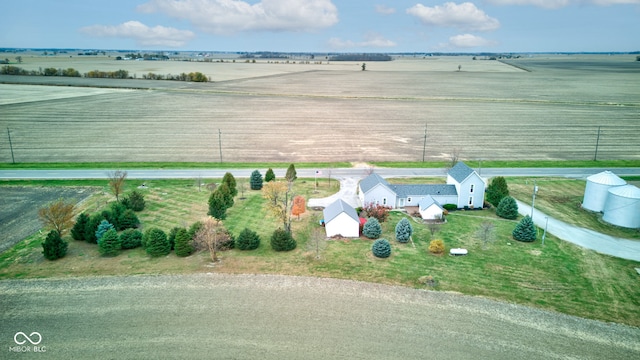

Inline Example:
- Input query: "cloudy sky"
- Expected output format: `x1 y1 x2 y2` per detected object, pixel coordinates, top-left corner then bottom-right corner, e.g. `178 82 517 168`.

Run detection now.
1 0 638 52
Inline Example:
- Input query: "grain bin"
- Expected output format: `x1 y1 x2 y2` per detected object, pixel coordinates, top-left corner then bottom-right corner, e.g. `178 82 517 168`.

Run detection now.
582 171 626 212
602 185 640 229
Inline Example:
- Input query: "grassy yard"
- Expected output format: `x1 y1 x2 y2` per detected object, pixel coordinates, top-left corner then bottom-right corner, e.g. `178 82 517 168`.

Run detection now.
0 178 639 327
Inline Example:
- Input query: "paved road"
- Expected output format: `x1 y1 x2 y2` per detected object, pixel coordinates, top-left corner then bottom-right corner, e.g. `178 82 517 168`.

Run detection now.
1 274 638 360
1 167 640 179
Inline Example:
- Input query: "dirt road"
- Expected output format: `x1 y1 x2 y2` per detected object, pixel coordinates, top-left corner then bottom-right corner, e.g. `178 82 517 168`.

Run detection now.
1 274 638 359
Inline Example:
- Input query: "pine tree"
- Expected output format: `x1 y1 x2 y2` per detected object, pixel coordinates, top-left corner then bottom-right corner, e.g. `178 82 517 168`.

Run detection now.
109 202 127 230
222 172 238 197
126 190 146 211
395 217 413 243
372 239 391 258
144 228 170 257
486 176 509 207
95 220 115 244
71 213 89 241
513 215 537 242
119 229 143 249
99 229 121 256
84 213 104 244
250 170 263 190
208 190 228 220
42 230 68 260
236 228 260 250
174 228 194 257
285 164 297 183
270 228 297 251
218 182 234 208
496 196 519 220
265 168 276 182
363 217 382 239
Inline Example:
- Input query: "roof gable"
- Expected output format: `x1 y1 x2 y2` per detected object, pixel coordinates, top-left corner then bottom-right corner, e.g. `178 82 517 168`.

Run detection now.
419 195 443 211
360 173 391 193
323 199 359 223
448 162 476 183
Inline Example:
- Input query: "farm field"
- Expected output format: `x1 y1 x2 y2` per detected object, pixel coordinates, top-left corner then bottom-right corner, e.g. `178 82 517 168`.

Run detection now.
1 54 639 163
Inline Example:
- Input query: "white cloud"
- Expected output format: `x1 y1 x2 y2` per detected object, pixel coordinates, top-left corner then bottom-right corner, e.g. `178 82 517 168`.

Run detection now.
81 21 195 47
138 0 339 34
447 33 497 47
406 2 500 31
486 0 640 8
375 4 396 14
329 33 397 49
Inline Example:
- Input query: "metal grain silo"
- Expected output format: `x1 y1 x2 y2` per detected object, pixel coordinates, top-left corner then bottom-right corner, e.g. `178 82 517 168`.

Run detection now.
582 171 626 212
602 185 640 229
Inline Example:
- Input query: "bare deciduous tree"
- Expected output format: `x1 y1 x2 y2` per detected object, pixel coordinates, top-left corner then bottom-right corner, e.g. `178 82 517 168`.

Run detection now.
192 217 231 262
445 148 461 173
107 170 127 201
477 221 496 250
262 181 294 233
38 198 76 236
307 223 327 260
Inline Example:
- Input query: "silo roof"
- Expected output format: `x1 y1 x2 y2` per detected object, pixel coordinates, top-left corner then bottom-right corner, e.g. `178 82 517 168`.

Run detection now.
608 185 640 199
586 171 627 186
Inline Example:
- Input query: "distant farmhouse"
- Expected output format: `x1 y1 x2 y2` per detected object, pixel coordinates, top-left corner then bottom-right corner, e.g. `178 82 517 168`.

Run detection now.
358 162 485 219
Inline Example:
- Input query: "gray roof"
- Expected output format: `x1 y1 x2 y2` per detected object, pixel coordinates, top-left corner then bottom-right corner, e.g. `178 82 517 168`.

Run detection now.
359 173 391 193
392 184 457 197
323 199 359 223
448 162 475 183
419 195 443 211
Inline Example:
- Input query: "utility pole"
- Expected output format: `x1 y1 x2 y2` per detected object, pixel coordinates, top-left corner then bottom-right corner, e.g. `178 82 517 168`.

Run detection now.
593 125 601 161
218 129 222 163
422 123 427 162
531 180 538 220
7 128 15 164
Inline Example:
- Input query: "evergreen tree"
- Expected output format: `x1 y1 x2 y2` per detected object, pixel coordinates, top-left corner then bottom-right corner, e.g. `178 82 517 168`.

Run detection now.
168 227 181 250
99 229 121 256
125 190 146 211
208 190 228 220
118 209 139 230
174 228 195 257
188 221 203 241
42 230 68 260
372 239 391 258
84 213 104 244
222 172 238 197
218 182 234 208
285 164 297 183
265 168 276 182
270 228 297 251
363 217 382 239
236 228 260 250
119 229 143 249
486 176 509 207
71 213 89 241
144 228 170 257
95 220 115 244
250 170 263 190
109 202 127 230
513 215 537 242
496 196 519 220
395 218 413 243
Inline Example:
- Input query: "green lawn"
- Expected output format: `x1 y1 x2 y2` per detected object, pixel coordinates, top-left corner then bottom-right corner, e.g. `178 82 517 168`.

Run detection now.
1 178 639 327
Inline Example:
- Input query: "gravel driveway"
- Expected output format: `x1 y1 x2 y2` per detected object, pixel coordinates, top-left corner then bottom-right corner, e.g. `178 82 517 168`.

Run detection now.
1 274 638 359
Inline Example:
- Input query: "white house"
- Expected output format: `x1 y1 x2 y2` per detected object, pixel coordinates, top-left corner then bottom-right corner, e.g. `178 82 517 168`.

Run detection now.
358 162 485 211
323 199 360 238
418 195 444 220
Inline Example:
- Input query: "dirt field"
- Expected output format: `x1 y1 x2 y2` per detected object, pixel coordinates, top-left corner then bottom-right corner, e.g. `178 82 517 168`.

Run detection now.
1 54 638 163
0 187 94 253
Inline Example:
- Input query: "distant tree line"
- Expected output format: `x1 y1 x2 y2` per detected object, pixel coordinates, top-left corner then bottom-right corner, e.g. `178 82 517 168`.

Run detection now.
330 54 392 61
1 65 208 82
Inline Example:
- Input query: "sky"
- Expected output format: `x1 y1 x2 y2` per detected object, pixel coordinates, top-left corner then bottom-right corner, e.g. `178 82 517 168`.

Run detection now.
1 0 638 53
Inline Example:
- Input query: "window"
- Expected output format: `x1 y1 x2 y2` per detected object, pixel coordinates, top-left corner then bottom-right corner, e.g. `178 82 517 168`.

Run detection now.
383 198 387 206
470 184 474 193
468 196 473 206
407 197 412 203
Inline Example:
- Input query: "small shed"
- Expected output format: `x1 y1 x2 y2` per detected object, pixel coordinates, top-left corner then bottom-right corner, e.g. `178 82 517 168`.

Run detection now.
602 185 640 229
323 199 360 238
582 171 626 212
418 195 444 220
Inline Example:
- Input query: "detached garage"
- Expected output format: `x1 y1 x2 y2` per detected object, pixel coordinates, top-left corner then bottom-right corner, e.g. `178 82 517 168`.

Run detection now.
323 199 360 238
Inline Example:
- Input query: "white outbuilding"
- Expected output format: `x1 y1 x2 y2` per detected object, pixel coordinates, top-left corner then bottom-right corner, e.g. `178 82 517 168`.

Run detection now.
582 171 627 212
602 185 640 229
418 195 444 220
323 199 360 238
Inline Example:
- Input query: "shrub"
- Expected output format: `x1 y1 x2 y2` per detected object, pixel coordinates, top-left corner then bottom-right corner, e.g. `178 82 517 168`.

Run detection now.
42 230 68 260
236 228 260 250
496 196 518 220
71 213 89 241
119 229 143 249
124 190 145 211
270 228 296 252
95 220 115 244
188 221 203 241
395 218 413 243
250 170 263 190
265 168 276 182
428 239 445 254
513 215 537 242
362 217 382 239
371 239 391 258
144 228 170 257
99 229 121 257
118 209 139 231
486 176 510 207
362 203 391 222
443 204 458 211
174 228 194 257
